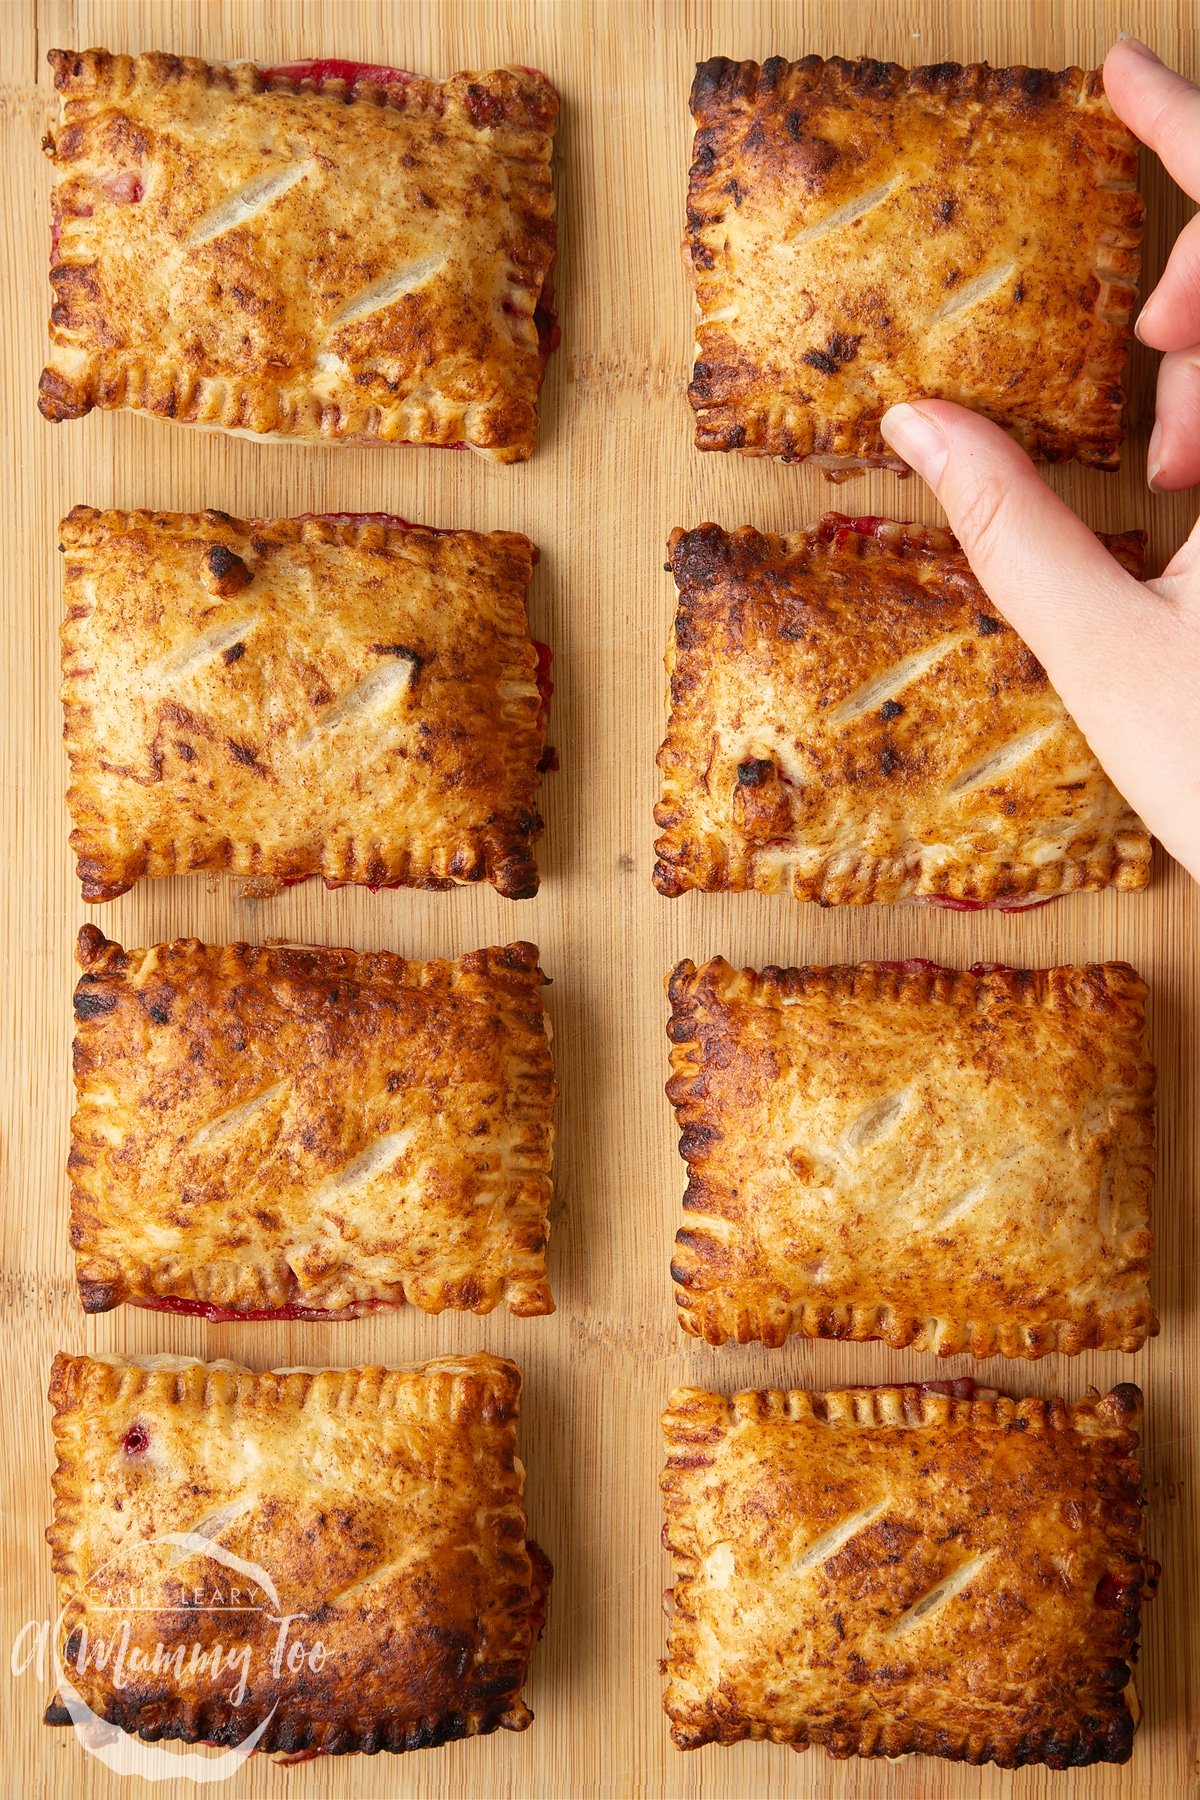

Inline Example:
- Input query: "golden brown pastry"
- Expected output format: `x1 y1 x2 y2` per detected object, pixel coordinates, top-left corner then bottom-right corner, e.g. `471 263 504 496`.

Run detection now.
662 1379 1157 1767
654 517 1150 905
41 50 558 460
46 1352 551 1760
70 927 556 1319
60 508 549 900
685 56 1142 469
666 957 1156 1355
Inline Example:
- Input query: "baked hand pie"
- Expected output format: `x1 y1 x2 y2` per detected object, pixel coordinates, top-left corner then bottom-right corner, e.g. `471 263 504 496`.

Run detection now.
46 1352 551 1761
41 50 558 459
60 508 550 900
662 1379 1157 1767
70 927 556 1320
685 56 1142 469
654 516 1150 906
666 956 1156 1355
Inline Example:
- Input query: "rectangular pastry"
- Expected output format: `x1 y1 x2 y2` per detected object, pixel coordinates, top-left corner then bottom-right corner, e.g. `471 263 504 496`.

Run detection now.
685 57 1142 468
661 1379 1157 1767
70 926 556 1319
46 1352 550 1760
41 50 558 460
654 517 1150 906
61 507 550 900
666 957 1156 1356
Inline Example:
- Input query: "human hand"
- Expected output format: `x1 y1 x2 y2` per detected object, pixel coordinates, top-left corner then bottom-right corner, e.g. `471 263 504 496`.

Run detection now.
879 37 1200 883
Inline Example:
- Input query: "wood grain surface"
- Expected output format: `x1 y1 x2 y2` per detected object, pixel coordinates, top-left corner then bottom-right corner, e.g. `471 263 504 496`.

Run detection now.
2 3 1197 1797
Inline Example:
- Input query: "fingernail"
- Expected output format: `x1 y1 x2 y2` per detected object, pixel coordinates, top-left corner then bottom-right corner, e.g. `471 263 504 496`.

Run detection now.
1134 292 1160 344
1147 420 1164 490
1116 33 1162 62
880 403 949 486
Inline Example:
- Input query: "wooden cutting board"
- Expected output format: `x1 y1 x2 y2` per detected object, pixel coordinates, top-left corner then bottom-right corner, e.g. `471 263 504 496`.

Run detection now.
2 2 1196 1796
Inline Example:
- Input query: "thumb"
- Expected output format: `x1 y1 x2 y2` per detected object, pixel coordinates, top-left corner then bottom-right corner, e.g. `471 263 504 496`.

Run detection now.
878 400 1159 693
878 400 1200 876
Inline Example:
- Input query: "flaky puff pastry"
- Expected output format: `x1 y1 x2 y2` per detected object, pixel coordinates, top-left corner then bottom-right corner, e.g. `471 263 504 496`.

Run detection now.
654 517 1150 906
686 57 1141 469
60 508 549 900
41 50 558 460
666 957 1156 1356
662 1380 1157 1768
70 927 556 1319
46 1353 551 1759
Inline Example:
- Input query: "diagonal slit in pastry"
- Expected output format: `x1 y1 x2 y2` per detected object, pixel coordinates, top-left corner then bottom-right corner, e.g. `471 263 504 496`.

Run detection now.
885 1550 996 1637
330 254 448 327
792 1500 892 1571
789 177 901 246
188 1082 288 1152
186 161 314 247
830 635 967 724
949 723 1058 795
294 659 418 751
931 260 1018 323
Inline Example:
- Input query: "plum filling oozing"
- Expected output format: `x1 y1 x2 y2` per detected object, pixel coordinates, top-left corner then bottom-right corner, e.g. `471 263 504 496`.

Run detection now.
924 894 1060 914
534 275 560 379
527 1541 554 1642
101 171 143 204
137 1295 369 1323
256 58 418 90
536 640 557 774
814 512 897 548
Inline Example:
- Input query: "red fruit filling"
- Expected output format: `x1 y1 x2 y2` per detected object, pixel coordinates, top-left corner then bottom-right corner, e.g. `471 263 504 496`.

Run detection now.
136 1295 377 1323
923 894 1060 914
876 959 1022 977
101 171 143 204
121 1423 149 1455
816 513 897 547
1094 1571 1131 1609
534 274 560 380
259 57 556 94
534 640 557 769
257 58 418 90
527 1542 553 1642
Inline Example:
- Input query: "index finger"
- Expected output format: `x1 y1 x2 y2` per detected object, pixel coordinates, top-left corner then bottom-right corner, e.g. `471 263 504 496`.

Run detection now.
1103 38 1200 201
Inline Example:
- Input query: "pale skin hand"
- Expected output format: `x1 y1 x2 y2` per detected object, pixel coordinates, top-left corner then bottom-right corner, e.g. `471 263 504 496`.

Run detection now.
879 37 1200 882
